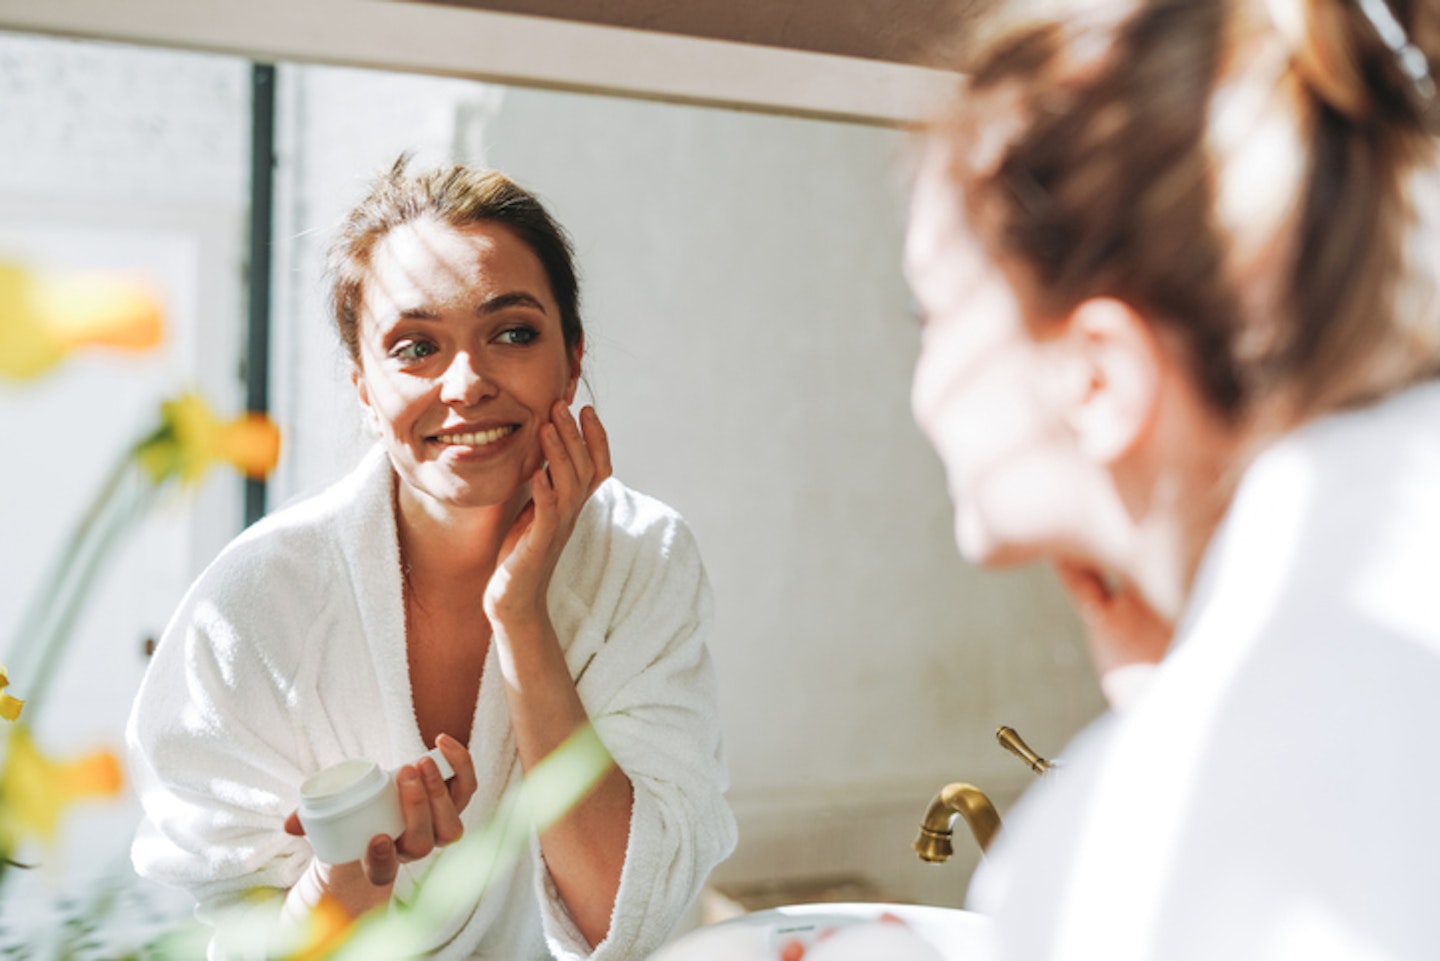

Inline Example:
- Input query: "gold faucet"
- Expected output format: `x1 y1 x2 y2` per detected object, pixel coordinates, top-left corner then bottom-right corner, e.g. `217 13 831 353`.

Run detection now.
996 724 1054 775
913 726 1053 860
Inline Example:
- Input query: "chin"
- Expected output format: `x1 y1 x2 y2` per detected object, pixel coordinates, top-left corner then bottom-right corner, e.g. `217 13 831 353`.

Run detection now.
401 465 526 512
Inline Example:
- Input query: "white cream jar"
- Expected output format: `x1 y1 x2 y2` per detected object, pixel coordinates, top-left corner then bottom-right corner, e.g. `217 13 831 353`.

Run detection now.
297 747 454 864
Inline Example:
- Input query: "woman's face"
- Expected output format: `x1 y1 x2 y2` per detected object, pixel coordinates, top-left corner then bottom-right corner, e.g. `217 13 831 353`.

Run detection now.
906 148 1084 567
352 216 579 513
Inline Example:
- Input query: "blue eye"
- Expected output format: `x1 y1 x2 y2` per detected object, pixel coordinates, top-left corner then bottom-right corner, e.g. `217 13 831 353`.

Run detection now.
393 339 439 362
497 326 538 346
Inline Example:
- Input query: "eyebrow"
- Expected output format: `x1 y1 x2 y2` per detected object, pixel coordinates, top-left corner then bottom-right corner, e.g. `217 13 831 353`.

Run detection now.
476 291 547 316
395 290 548 322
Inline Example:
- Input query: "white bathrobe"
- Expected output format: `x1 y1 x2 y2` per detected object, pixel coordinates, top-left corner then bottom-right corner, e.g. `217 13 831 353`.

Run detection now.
968 380 1440 960
126 445 738 960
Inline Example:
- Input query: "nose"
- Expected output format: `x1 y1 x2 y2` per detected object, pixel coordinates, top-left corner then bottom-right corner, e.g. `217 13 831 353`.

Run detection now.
439 350 495 407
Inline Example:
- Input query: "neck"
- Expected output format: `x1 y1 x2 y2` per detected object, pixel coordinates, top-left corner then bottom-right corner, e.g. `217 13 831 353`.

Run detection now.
1115 390 1257 625
1125 459 1238 623
393 477 529 582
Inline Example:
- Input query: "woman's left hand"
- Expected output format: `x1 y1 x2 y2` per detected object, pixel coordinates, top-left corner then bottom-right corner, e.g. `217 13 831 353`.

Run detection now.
485 402 611 627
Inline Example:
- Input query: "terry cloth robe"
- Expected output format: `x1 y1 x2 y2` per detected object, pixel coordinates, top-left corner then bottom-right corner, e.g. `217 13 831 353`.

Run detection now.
126 445 738 960
968 380 1440 960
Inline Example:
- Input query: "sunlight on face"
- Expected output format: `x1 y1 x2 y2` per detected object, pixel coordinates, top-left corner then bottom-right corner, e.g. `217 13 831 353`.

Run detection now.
352 217 579 514
905 146 1079 566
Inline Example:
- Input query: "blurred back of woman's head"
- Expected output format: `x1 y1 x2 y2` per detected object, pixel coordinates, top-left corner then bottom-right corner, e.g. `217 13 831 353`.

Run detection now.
930 0 1440 427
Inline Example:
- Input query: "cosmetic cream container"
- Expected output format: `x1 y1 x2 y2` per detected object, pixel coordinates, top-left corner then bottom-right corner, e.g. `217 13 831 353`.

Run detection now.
297 747 454 864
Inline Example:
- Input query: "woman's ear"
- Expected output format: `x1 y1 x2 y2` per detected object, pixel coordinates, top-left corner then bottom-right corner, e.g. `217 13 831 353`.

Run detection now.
351 367 382 434
1058 298 1163 463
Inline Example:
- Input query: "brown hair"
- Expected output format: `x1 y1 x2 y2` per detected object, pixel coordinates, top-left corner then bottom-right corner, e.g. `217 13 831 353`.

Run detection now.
326 156 583 366
930 0 1440 424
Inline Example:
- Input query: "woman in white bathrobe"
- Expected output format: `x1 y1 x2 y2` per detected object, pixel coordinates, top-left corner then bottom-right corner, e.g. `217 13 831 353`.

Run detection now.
905 1 1440 959
127 160 737 959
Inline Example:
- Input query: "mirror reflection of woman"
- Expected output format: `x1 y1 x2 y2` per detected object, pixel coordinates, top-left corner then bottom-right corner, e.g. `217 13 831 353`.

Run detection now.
908 0 1440 957
127 160 737 959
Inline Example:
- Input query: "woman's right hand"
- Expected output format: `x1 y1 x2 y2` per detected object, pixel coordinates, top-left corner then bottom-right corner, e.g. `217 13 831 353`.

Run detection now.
283 733 477 913
1053 560 1173 708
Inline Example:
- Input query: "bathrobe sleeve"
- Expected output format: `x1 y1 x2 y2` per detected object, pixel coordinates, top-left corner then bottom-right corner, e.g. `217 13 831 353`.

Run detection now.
126 525 328 931
534 483 738 960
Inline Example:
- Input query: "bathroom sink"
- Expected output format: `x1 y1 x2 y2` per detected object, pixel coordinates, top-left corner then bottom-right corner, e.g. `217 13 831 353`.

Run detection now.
653 902 995 960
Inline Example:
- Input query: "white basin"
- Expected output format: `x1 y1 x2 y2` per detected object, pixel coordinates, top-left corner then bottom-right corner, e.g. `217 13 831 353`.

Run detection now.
653 902 995 960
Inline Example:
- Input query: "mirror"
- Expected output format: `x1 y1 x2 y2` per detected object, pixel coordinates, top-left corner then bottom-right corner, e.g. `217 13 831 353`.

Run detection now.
0 20 1104 949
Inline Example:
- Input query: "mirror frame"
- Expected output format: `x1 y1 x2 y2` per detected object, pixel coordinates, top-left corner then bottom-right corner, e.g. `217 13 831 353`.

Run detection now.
0 0 956 127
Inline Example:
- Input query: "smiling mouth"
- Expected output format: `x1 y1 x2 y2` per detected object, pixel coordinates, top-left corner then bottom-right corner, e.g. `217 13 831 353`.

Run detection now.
432 425 519 446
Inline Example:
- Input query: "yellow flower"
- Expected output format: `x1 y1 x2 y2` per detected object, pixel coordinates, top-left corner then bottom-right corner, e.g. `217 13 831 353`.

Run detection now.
283 895 356 961
0 667 22 723
0 260 164 380
0 726 122 848
135 392 282 484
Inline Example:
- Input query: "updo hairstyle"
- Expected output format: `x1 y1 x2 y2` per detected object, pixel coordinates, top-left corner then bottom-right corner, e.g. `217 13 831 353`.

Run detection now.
933 0 1440 425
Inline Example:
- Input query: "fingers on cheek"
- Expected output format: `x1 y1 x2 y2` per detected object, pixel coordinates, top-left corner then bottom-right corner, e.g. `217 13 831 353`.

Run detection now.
540 423 566 466
581 409 613 480
559 410 593 476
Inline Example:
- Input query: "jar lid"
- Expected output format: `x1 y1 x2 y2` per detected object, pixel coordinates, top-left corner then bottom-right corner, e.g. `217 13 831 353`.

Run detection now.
299 759 388 819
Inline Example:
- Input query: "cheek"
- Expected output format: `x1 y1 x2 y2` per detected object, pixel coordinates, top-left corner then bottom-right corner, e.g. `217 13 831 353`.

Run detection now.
511 352 576 409
355 368 423 436
916 337 1054 484
911 326 964 448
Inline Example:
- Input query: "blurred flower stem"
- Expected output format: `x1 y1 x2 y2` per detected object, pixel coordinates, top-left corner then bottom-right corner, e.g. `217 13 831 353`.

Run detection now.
3 392 280 727
3 447 157 729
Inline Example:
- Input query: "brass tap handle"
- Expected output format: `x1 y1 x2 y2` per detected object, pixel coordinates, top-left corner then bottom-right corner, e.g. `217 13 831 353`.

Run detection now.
996 725 1052 774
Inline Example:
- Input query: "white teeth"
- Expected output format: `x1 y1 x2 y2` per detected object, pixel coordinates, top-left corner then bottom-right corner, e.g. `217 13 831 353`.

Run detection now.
435 425 515 446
